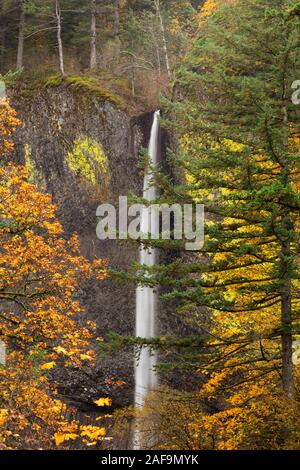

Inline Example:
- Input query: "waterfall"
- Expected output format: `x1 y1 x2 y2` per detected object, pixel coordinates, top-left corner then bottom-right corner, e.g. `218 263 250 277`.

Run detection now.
134 111 160 447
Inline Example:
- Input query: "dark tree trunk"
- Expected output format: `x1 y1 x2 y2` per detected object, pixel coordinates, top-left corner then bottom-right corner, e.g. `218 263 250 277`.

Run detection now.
114 0 120 37
90 0 97 70
280 99 295 400
280 211 295 400
17 0 25 69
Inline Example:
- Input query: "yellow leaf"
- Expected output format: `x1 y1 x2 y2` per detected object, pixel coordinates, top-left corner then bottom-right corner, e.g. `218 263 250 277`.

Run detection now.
0 409 8 426
41 361 56 370
94 397 112 407
54 432 78 446
80 425 106 439
53 346 67 355
80 354 92 361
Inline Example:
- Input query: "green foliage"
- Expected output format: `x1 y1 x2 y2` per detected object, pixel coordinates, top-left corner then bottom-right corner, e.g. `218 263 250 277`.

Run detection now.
0 0 197 105
98 332 205 351
125 0 300 406
43 73 63 88
97 332 207 372
0 69 23 85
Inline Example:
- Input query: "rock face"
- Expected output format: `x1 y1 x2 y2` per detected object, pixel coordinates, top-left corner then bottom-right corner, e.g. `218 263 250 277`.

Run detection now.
10 84 154 410
9 84 199 413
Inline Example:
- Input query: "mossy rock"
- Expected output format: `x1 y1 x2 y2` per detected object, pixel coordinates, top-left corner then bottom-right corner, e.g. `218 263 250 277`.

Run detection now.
43 73 123 108
64 75 123 108
13 70 124 108
43 73 63 88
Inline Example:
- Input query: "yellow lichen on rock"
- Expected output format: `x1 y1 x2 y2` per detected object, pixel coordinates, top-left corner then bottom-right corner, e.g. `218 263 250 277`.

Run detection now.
24 144 46 188
66 136 110 190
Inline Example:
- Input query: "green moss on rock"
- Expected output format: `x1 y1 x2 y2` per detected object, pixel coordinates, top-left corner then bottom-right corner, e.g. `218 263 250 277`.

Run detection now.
65 75 123 107
43 73 63 88
14 70 123 108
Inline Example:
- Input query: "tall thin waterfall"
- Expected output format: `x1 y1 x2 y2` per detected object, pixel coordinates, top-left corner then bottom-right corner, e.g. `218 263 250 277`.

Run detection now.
135 111 160 412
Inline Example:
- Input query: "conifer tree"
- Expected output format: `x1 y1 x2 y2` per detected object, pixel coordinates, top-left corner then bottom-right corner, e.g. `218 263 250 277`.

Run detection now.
151 0 300 399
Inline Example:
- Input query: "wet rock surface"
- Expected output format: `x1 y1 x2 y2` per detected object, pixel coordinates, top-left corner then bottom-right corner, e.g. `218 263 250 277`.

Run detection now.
11 85 153 409
9 86 199 410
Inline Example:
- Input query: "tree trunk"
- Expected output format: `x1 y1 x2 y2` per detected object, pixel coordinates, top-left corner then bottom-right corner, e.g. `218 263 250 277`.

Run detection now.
150 25 161 77
280 249 294 400
114 0 120 37
154 0 171 79
280 179 295 400
131 62 135 98
56 0 65 76
16 1 25 69
0 26 6 71
90 0 97 70
280 97 295 400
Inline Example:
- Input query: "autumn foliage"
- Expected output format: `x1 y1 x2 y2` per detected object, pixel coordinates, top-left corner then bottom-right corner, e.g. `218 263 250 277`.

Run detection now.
0 98 21 156
114 0 300 451
0 100 109 449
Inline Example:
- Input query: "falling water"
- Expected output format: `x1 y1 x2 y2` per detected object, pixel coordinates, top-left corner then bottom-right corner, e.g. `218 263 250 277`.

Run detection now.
134 111 160 447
